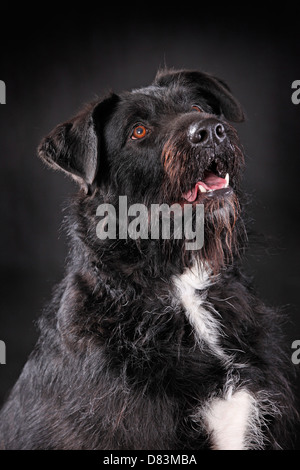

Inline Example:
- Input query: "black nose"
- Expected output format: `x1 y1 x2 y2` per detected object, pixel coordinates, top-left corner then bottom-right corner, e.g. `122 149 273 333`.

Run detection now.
188 119 226 146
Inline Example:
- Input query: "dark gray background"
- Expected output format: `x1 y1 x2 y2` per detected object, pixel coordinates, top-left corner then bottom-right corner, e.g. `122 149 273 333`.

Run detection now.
1 6 300 447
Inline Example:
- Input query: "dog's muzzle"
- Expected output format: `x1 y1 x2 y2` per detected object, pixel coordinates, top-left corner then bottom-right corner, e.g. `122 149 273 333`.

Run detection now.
162 114 244 205
184 117 230 202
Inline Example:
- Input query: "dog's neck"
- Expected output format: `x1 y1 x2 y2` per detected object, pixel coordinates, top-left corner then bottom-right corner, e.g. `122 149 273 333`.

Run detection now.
66 189 246 285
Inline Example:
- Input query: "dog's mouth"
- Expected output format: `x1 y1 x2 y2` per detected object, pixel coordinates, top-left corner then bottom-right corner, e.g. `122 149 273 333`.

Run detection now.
183 171 230 202
182 156 232 204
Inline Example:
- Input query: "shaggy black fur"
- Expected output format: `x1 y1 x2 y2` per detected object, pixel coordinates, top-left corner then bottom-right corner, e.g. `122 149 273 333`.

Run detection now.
0 69 297 450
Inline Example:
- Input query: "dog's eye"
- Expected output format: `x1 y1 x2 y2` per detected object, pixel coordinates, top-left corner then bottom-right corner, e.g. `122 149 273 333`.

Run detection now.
191 105 204 113
131 125 147 140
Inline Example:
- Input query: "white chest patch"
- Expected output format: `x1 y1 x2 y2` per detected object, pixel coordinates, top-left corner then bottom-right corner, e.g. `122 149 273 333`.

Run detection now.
172 265 226 359
204 389 253 450
173 267 275 450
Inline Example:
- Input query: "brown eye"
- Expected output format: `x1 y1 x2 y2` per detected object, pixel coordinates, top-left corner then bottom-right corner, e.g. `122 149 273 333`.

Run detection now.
131 125 147 140
192 105 203 113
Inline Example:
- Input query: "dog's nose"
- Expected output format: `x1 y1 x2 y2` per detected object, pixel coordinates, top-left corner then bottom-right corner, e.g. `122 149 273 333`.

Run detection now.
188 119 226 146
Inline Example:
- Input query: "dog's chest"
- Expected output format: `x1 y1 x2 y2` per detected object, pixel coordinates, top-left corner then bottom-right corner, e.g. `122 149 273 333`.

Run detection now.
172 267 225 358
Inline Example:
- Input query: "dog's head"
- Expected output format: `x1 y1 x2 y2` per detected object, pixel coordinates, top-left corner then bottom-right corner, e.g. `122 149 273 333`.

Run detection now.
38 69 246 273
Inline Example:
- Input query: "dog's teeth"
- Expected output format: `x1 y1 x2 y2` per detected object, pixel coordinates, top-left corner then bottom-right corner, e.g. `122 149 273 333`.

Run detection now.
198 186 207 193
225 173 229 188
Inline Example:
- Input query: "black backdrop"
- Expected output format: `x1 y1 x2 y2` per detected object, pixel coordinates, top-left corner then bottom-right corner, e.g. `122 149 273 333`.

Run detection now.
0 5 300 448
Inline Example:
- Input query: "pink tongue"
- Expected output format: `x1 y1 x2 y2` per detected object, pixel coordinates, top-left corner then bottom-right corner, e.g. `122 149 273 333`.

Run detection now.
183 172 227 202
203 172 227 189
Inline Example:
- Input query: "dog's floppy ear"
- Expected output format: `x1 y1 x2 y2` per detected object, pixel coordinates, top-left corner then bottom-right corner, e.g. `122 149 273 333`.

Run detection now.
154 69 245 123
38 94 119 192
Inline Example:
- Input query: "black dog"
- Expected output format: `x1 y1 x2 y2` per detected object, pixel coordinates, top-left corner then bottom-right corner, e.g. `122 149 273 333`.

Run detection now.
0 69 297 450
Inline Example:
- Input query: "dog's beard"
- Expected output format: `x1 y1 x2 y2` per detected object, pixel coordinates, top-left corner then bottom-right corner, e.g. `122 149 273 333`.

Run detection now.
200 193 243 273
146 193 243 275
88 187 245 278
